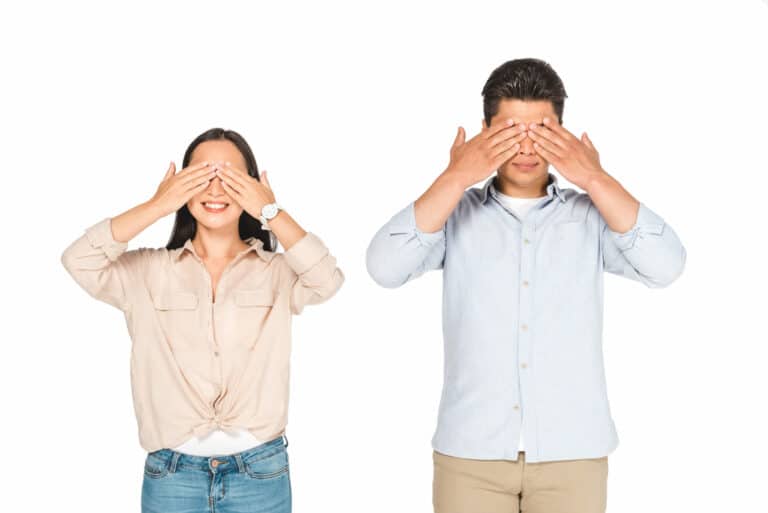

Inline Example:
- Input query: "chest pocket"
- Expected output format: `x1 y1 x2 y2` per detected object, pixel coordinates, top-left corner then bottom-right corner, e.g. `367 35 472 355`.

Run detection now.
232 288 275 347
151 290 200 351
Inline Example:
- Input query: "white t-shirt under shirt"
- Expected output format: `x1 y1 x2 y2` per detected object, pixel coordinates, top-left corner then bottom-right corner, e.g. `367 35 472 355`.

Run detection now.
492 188 547 452
172 428 265 456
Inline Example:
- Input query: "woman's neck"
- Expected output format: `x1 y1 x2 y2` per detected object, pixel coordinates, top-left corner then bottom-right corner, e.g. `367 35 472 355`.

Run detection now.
191 226 249 260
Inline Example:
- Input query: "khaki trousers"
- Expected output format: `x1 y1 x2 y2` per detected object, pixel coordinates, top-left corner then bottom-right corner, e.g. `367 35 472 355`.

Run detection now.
433 450 608 513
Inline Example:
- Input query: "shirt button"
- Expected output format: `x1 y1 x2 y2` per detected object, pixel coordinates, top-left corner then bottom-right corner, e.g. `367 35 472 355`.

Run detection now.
521 324 528 331
214 351 219 357
521 362 528 369
513 404 520 410
523 238 530 244
522 280 529 287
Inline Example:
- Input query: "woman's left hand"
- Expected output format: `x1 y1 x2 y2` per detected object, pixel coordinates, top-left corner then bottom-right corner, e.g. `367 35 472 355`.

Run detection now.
215 162 276 218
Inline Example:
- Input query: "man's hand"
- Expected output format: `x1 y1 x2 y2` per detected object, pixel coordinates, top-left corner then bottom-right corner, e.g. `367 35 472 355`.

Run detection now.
528 117 606 190
445 118 527 187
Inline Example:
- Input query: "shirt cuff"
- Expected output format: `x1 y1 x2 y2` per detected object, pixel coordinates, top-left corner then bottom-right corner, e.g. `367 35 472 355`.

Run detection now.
607 202 666 251
283 232 330 274
84 217 129 262
387 201 445 247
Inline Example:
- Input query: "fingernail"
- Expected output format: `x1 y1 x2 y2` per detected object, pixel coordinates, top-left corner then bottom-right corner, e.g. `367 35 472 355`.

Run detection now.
507 118 515 125
543 117 550 123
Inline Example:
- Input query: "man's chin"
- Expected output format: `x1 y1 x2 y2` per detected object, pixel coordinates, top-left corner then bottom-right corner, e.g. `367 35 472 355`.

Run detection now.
497 165 548 182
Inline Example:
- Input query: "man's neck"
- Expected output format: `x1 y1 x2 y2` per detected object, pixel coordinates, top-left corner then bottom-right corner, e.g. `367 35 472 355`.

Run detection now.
494 174 548 198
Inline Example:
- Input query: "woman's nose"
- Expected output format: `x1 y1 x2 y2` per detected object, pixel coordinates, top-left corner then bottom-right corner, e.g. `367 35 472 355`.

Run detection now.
208 175 226 192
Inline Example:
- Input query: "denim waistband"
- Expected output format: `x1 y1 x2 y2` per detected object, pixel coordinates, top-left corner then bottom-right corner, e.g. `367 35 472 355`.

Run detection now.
147 434 288 474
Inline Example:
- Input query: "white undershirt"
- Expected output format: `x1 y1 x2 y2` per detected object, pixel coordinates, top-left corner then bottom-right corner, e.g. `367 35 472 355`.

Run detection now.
493 189 546 222
172 428 266 456
493 189 546 452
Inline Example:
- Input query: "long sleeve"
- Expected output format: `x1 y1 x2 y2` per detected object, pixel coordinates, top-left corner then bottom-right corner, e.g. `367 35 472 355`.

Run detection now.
600 202 686 288
282 232 345 315
366 201 446 288
60 217 145 312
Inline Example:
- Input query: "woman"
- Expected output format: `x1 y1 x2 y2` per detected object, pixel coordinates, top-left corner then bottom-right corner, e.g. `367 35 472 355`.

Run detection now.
60 128 344 513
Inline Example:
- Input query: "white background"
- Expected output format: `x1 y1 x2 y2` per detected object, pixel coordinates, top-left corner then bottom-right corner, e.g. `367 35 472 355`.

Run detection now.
2 1 767 512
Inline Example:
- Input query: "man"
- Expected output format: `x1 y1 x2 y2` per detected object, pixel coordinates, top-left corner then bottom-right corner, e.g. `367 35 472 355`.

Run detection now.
365 58 686 513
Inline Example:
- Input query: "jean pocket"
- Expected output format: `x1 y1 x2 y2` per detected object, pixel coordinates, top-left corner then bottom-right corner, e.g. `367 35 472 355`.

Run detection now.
243 448 289 479
143 452 170 479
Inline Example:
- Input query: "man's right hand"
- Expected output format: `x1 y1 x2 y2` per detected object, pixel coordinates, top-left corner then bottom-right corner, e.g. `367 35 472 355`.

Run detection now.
444 118 527 187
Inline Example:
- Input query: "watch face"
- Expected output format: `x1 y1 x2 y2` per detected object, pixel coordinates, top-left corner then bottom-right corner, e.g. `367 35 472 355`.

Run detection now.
262 203 279 219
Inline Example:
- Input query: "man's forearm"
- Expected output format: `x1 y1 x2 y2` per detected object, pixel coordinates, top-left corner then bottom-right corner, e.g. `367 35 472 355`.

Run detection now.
585 171 640 234
414 169 467 233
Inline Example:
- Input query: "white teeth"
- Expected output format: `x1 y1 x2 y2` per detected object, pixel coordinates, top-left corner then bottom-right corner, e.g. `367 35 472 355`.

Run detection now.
204 202 227 209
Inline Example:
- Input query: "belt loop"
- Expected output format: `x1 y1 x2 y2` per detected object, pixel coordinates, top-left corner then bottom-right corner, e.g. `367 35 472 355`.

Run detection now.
282 433 289 448
169 451 181 473
234 453 245 473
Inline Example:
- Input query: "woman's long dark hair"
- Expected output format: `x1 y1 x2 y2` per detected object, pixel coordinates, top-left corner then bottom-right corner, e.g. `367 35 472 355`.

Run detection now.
165 128 275 252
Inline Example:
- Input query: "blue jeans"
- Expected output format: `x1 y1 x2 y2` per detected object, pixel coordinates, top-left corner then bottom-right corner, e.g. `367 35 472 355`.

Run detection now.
141 435 291 513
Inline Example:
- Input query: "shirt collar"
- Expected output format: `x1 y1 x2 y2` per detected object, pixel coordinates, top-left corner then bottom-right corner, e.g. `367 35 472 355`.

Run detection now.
481 172 566 204
173 236 276 263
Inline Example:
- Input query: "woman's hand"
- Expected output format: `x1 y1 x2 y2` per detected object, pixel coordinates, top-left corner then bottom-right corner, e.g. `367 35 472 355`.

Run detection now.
148 161 217 217
215 162 276 219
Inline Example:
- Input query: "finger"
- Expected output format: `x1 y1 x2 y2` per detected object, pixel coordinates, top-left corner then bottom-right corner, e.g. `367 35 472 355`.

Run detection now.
165 161 176 180
488 124 526 149
491 144 521 169
533 141 561 163
216 166 248 188
582 132 597 151
542 117 577 143
183 173 214 193
491 136 524 158
529 123 569 150
217 170 245 193
179 161 211 175
224 161 251 178
260 169 272 190
529 129 566 157
452 127 466 149
482 117 517 139
180 165 216 186
219 176 243 198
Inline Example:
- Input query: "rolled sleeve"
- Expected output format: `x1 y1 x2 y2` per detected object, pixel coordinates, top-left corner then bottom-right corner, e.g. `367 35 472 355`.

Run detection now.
84 217 130 261
387 201 446 247
366 201 446 288
602 202 686 288
60 217 142 311
283 232 344 315
606 202 666 251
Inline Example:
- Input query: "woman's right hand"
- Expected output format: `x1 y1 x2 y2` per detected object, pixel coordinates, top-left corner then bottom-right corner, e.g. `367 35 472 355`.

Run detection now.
148 161 217 217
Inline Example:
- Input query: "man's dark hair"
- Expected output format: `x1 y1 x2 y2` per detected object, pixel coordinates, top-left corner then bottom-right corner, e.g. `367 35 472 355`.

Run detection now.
481 58 568 126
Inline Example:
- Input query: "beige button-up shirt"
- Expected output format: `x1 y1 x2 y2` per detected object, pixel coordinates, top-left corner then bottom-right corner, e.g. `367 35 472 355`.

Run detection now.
61 217 344 453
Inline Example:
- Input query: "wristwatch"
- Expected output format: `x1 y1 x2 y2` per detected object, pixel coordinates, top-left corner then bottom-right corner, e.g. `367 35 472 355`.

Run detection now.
258 202 282 231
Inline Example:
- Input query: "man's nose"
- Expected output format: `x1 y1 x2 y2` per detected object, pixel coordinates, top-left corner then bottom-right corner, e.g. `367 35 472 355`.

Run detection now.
519 131 535 154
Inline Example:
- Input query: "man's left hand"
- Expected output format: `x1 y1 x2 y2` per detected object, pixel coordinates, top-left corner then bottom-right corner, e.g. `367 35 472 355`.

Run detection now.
527 117 607 190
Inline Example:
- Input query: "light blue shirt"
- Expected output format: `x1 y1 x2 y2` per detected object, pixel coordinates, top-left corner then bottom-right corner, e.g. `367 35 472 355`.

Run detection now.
366 173 686 462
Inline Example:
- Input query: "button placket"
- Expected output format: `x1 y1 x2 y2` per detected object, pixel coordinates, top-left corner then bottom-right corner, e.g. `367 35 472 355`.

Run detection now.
518 216 535 457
